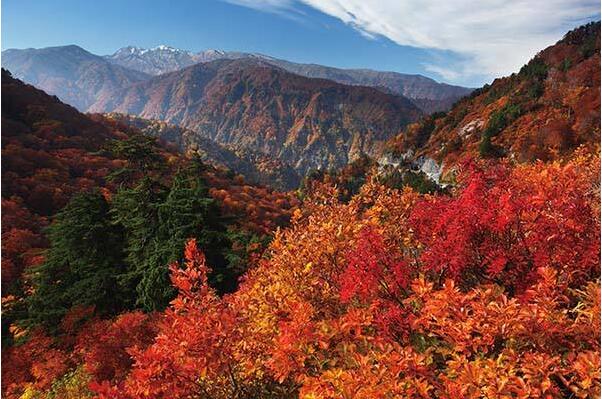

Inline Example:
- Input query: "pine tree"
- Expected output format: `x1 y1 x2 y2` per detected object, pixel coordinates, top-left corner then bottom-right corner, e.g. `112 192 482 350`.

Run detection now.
112 160 235 311
110 176 168 311
27 191 128 330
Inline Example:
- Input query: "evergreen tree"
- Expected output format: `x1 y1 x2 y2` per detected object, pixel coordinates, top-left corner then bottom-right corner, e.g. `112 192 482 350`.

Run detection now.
106 134 166 186
112 160 234 311
27 191 128 330
27 136 243 323
110 176 168 310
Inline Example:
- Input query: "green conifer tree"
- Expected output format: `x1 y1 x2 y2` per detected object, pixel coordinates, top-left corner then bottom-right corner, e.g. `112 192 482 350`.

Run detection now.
27 191 128 330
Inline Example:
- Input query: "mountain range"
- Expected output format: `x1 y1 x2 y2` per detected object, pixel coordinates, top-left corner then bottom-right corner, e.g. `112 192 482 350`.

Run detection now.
3 46 429 183
103 45 473 113
4 22 597 191
3 44 471 114
89 58 422 177
3 17 601 399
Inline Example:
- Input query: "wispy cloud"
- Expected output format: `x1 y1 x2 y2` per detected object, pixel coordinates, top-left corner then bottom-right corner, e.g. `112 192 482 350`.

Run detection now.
223 0 306 22
223 0 600 84
423 64 462 83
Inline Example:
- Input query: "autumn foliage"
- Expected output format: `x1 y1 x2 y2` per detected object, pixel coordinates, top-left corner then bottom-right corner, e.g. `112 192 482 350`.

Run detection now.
387 22 600 168
1 68 297 301
4 148 599 398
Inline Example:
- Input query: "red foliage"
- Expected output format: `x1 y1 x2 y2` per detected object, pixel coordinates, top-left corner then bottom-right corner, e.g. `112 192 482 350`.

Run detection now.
75 312 157 383
410 158 600 291
102 239 241 399
2 329 69 397
340 226 410 303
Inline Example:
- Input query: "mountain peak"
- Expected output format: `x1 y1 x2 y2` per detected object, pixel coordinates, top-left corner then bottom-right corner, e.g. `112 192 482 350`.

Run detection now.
135 45 191 56
104 45 196 75
112 45 190 56
150 44 186 53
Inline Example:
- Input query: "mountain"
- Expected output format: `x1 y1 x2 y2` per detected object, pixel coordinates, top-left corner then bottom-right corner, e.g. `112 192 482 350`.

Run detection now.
90 58 423 176
104 45 197 75
3 43 471 116
104 46 259 75
1 67 300 290
1 45 149 111
102 113 302 190
384 21 601 181
259 59 473 113
105 45 472 113
104 45 252 75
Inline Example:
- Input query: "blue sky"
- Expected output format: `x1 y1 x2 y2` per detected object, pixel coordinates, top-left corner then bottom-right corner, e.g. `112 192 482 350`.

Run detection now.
2 0 599 87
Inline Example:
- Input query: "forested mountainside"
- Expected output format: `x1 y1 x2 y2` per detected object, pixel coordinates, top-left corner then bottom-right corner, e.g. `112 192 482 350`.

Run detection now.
4 108 600 398
260 58 473 113
1 68 299 322
89 58 423 176
1 45 149 111
101 113 302 190
386 22 601 180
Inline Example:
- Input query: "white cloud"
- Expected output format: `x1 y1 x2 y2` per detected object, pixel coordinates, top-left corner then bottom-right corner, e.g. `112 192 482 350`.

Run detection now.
225 0 599 84
423 63 462 82
224 0 306 22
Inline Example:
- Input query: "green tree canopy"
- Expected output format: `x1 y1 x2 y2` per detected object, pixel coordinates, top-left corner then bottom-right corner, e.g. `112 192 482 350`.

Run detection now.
27 191 128 330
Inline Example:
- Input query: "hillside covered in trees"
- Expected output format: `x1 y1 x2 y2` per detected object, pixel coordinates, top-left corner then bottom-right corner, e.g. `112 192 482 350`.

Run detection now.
1 22 601 399
387 22 600 175
1 68 299 342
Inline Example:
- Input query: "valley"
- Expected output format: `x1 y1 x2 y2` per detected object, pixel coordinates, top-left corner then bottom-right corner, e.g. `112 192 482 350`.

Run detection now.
3 43 467 189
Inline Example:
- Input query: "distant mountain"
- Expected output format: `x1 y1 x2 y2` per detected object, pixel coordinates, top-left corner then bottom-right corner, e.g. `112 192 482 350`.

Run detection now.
259 59 474 113
103 45 245 76
384 21 601 179
3 44 472 115
1 45 149 111
90 58 423 176
105 45 472 113
104 45 258 76
103 45 197 75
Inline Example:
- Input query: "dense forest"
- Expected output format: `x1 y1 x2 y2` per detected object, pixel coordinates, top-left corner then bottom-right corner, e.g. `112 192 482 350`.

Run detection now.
1 23 601 399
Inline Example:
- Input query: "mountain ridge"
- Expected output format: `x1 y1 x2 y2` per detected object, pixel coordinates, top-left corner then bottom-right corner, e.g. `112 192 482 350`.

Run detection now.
89 57 423 176
383 21 601 182
1 44 471 114
1 45 150 111
103 45 472 112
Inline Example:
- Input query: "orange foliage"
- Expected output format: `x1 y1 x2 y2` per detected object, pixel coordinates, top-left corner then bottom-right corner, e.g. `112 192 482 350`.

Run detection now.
15 151 589 399
2 64 600 399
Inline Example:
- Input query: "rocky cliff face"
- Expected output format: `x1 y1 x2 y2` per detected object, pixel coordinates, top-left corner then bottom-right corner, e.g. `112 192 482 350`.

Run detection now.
102 113 302 190
91 58 423 176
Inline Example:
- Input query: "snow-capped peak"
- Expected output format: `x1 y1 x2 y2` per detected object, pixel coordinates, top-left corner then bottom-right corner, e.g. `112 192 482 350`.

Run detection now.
112 45 191 57
152 45 181 53
107 45 198 75
201 49 226 56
